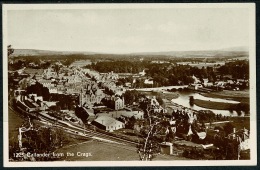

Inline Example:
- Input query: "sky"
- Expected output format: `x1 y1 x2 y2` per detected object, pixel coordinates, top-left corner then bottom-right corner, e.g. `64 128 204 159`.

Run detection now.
6 6 251 54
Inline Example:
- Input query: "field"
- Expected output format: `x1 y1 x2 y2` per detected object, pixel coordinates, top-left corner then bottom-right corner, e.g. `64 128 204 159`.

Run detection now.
56 140 190 161
228 116 250 130
8 107 25 139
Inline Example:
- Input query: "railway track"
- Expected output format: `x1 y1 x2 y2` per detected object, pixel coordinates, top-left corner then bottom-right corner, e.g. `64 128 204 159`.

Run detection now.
12 105 139 147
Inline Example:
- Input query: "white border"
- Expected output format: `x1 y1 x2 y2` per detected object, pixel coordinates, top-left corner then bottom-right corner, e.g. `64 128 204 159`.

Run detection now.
2 3 257 167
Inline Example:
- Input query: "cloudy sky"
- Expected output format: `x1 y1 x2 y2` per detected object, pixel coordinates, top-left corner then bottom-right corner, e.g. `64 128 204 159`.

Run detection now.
6 5 251 54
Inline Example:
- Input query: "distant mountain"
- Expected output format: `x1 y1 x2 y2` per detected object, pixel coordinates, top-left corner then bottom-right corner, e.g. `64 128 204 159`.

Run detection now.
11 47 249 58
129 50 248 58
11 49 97 57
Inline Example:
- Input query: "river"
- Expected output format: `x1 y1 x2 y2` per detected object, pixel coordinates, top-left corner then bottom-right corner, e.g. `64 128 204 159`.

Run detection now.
170 91 244 117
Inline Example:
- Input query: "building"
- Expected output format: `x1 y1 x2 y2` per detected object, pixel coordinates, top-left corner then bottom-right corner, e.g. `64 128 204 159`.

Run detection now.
139 69 146 76
96 109 144 119
82 107 96 123
91 115 125 132
114 97 125 110
43 68 57 79
79 88 105 106
144 79 153 85
192 75 201 84
160 142 173 155
38 79 53 88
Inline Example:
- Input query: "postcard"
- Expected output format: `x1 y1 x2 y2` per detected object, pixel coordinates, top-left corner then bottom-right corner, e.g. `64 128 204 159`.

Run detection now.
2 3 257 167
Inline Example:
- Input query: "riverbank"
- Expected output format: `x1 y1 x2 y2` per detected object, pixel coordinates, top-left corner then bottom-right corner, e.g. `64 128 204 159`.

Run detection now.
200 90 249 104
193 99 236 110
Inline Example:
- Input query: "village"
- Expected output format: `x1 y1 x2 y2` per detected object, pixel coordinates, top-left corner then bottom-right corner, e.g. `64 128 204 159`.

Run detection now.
8 54 250 161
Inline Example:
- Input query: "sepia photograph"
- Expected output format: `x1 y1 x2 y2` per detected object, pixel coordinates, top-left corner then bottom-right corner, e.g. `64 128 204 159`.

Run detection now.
2 3 257 167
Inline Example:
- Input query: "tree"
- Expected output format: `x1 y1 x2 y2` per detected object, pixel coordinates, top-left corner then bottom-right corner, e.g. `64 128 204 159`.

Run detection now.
123 90 142 105
165 127 174 142
156 96 164 106
224 122 235 136
8 45 14 56
9 118 70 161
26 82 50 100
137 105 160 161
125 116 136 129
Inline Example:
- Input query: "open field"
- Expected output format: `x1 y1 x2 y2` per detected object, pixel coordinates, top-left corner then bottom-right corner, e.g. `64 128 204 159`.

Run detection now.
57 140 190 161
8 107 25 138
200 90 249 104
193 99 236 110
229 116 250 130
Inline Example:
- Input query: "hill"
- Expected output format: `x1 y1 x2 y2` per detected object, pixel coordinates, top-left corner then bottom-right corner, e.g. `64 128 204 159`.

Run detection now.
11 49 96 57
129 50 248 58
10 47 249 59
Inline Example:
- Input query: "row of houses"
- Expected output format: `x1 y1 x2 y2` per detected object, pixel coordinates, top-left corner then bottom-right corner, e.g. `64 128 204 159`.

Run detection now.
14 91 57 112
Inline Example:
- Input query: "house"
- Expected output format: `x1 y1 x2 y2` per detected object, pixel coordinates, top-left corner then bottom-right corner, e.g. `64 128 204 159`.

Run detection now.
38 79 53 88
204 82 214 87
139 69 146 76
149 96 167 113
28 94 43 102
144 79 153 85
29 62 38 67
43 68 57 79
15 95 40 112
192 75 201 84
125 82 131 87
79 88 105 106
91 115 125 132
49 88 58 94
114 97 125 110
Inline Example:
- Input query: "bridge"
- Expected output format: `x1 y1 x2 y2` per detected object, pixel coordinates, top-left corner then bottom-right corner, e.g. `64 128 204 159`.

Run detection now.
129 85 188 92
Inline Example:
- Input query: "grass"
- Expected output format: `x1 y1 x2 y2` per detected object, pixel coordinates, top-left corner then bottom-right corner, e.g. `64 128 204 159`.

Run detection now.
200 90 249 104
8 107 25 138
229 116 250 130
56 140 190 161
193 99 236 110
8 106 87 150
